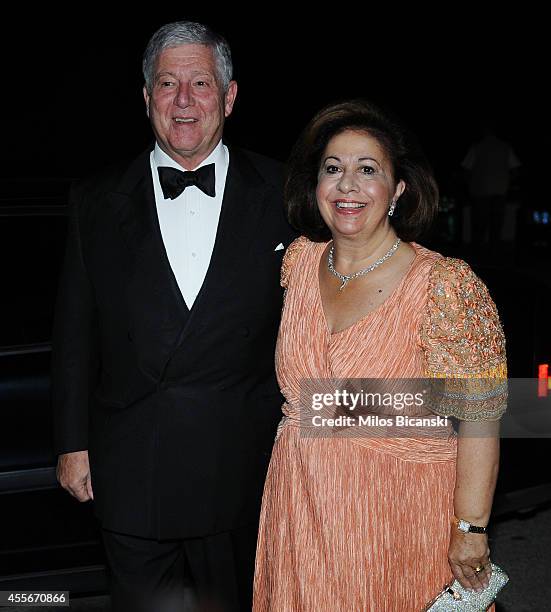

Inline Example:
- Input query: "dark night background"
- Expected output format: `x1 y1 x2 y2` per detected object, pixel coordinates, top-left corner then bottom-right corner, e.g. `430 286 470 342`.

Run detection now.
0 11 544 191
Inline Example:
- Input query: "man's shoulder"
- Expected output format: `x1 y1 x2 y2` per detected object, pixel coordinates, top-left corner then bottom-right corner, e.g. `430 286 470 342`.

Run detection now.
70 149 152 203
236 147 284 172
229 145 284 187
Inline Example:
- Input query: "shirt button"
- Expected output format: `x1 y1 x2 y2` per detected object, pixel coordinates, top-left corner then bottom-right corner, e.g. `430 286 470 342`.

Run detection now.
192 252 197 258
190 210 195 215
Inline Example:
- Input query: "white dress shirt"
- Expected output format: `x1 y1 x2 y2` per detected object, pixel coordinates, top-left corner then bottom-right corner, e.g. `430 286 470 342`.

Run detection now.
150 141 229 308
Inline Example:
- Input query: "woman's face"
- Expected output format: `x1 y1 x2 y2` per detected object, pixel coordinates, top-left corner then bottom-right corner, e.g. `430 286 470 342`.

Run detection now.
316 129 405 240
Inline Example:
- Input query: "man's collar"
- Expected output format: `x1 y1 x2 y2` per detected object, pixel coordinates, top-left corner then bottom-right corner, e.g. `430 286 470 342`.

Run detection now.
152 141 225 171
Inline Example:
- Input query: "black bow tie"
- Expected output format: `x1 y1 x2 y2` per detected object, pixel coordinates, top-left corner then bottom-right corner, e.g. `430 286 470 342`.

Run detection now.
158 164 216 199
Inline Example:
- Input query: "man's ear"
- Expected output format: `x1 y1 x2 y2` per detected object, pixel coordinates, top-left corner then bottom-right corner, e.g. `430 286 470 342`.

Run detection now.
224 81 238 118
143 86 150 117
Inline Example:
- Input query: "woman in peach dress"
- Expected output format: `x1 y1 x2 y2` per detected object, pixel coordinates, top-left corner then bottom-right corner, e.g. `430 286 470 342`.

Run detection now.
253 101 506 611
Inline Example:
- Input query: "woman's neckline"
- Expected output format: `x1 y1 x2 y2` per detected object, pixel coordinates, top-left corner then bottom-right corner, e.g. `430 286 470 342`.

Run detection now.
316 241 420 336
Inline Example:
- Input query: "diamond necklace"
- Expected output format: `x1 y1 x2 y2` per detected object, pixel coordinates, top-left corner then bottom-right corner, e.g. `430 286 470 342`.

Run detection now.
327 238 401 291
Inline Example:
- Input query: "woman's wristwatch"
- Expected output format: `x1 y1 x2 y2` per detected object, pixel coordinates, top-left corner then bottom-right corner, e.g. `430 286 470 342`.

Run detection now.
452 515 488 534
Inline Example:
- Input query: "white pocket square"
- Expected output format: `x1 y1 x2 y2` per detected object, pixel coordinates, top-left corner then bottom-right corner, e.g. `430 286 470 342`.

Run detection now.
274 243 285 251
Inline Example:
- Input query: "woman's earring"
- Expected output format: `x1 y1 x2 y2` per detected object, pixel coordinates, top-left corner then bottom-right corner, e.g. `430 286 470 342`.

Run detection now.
388 200 396 217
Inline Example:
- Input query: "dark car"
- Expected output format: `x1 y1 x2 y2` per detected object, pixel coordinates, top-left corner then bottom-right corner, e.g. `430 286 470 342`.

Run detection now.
0 180 106 594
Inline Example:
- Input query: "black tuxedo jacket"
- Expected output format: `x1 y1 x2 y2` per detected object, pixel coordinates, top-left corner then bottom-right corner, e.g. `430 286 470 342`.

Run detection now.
52 144 296 539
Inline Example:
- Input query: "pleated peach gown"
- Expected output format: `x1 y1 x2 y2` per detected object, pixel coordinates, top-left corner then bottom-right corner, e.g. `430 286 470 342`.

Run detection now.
253 239 497 611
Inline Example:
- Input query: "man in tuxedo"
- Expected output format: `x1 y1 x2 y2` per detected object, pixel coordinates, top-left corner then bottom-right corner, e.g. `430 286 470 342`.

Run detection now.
53 21 295 611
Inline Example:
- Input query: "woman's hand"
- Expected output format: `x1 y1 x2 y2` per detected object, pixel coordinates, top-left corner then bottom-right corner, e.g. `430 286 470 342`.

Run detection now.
448 525 492 592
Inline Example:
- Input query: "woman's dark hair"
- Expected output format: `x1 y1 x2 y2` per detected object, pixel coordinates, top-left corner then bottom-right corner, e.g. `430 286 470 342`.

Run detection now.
285 99 439 242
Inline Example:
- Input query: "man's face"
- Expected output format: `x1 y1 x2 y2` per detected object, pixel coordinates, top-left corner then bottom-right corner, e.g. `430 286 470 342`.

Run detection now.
143 44 237 169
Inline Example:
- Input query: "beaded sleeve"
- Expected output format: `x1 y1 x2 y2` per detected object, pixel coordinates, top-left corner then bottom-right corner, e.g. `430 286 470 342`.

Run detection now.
280 236 309 289
420 257 507 420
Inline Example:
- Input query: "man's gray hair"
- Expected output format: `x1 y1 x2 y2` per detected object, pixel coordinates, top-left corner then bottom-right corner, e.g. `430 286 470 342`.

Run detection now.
143 21 233 93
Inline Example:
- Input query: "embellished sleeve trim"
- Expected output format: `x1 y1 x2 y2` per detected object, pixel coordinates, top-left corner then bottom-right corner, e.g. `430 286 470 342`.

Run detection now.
420 257 507 421
280 236 309 288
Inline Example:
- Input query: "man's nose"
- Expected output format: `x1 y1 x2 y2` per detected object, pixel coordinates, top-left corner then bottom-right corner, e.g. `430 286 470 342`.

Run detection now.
175 82 194 108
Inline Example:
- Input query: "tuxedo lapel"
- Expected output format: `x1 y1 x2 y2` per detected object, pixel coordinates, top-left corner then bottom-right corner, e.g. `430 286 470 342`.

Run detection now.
107 150 190 376
109 153 155 258
176 145 271 340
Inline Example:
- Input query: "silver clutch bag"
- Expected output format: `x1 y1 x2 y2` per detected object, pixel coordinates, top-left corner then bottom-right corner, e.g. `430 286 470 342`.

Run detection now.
423 563 509 611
